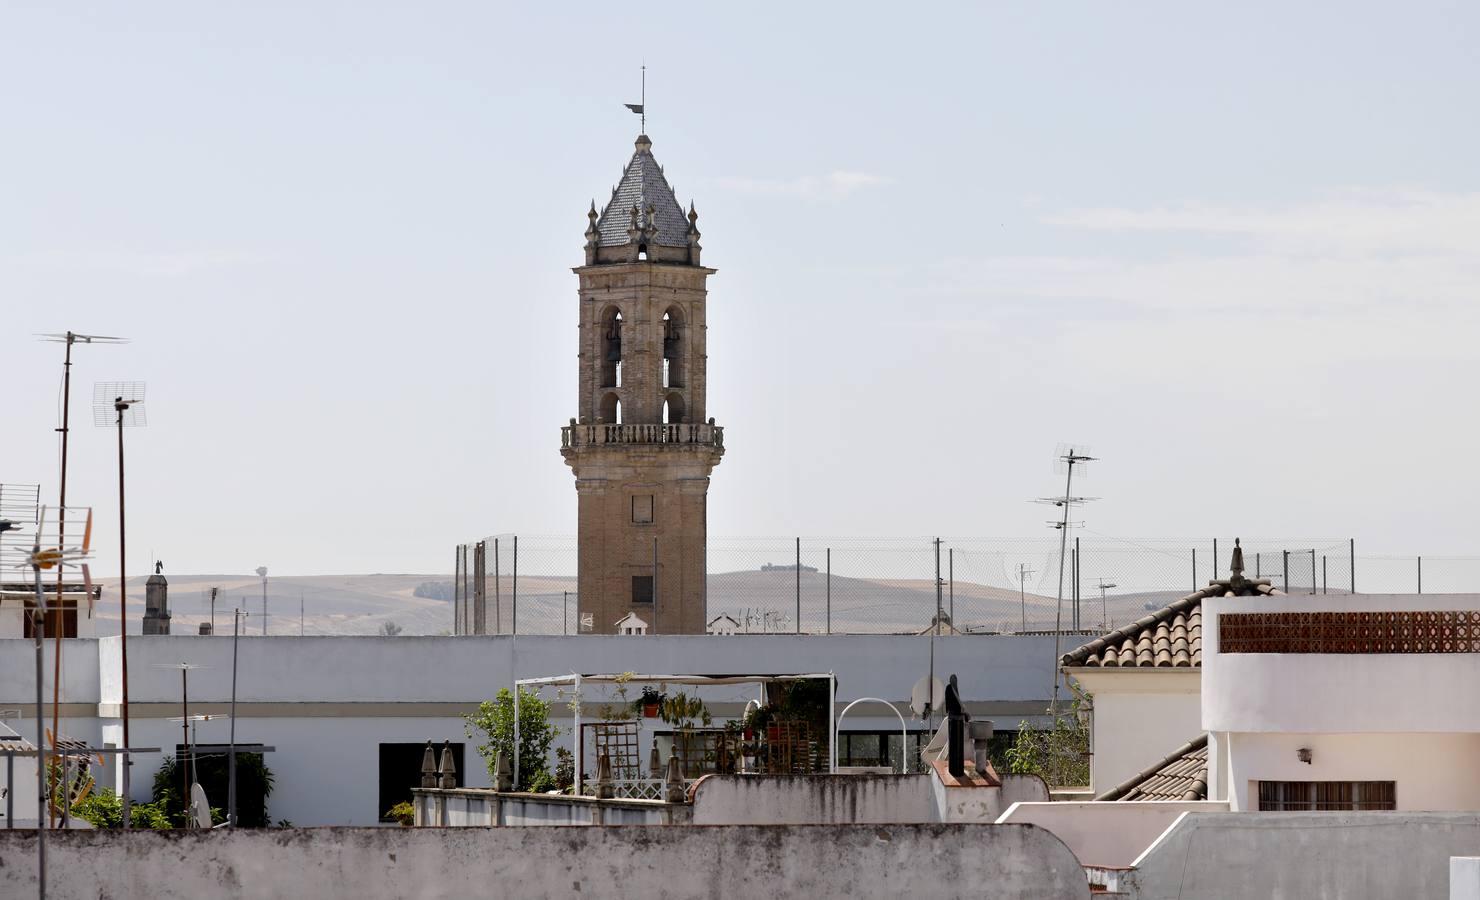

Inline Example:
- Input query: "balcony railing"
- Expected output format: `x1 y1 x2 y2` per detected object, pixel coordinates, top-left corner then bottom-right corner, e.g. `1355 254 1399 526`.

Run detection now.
562 422 723 450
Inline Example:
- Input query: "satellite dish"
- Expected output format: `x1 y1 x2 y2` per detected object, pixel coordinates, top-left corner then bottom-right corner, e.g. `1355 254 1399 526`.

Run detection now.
190 783 212 829
910 677 945 718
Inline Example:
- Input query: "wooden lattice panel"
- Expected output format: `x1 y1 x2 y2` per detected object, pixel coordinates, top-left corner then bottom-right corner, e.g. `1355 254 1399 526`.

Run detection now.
1220 610 1480 654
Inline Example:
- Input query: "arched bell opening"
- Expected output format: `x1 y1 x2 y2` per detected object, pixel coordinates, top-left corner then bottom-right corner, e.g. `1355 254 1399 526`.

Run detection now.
661 307 685 389
600 307 623 388
664 392 686 425
600 392 622 425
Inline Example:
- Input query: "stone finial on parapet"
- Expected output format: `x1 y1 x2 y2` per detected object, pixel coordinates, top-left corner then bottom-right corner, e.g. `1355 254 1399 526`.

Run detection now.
649 738 662 778
438 741 457 789
664 752 685 804
595 750 615 799
420 741 437 788
1229 538 1246 588
494 750 513 792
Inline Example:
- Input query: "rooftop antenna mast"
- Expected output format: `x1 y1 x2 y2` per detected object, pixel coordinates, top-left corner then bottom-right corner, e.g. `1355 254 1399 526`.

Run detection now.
1096 580 1118 631
1035 444 1098 714
38 332 123 821
1016 563 1036 633
94 380 145 824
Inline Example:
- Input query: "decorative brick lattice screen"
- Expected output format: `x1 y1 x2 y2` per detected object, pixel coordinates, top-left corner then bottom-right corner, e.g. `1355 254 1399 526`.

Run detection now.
1220 611 1480 654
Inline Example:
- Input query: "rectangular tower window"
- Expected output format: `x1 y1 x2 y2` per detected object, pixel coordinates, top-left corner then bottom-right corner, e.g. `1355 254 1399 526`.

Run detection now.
632 575 654 604
1256 780 1396 811
631 495 654 524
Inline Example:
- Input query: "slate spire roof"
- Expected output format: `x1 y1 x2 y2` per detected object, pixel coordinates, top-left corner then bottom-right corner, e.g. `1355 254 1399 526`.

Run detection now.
595 134 692 249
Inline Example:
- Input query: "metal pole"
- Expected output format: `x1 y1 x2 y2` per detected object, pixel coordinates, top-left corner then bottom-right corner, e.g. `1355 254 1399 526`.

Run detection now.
1051 457 1076 712
6 751 12 828
181 669 189 821
1019 564 1027 633
948 548 954 626
32 558 47 900
512 535 518 635
50 337 75 830
493 539 500 635
1283 551 1289 593
1418 556 1423 594
563 591 568 636
1310 550 1317 597
300 590 304 636
261 573 267 636
228 610 240 826
1213 539 1219 580
452 547 460 636
928 538 940 731
795 537 801 635
1073 538 1080 631
117 405 132 830
1350 539 1356 593
825 548 831 635
1192 548 1197 591
1323 555 1328 594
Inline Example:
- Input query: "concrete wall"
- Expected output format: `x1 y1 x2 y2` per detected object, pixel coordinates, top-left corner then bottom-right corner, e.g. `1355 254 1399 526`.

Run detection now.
1203 594 1480 734
1070 669 1200 793
1219 731 1480 811
0 823 1091 900
1127 811 1480 900
995 800 1228 868
0 633 1059 824
692 775 938 825
413 789 687 827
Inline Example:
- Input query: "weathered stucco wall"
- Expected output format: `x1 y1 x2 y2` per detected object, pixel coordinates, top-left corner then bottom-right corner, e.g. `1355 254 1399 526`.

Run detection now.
691 775 938 825
995 800 1228 868
1127 811 1480 900
0 824 1090 900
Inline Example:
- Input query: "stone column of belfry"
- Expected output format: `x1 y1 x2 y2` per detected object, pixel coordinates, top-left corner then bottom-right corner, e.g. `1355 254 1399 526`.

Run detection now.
561 133 723 636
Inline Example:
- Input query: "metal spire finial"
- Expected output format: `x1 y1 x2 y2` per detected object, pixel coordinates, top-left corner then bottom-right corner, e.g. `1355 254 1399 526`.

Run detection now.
623 64 647 134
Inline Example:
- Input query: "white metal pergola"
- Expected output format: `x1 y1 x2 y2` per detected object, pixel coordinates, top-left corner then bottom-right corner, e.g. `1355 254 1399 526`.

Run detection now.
513 672 837 795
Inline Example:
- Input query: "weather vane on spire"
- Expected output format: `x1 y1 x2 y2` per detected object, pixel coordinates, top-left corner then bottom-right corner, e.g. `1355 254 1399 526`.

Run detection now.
624 64 646 133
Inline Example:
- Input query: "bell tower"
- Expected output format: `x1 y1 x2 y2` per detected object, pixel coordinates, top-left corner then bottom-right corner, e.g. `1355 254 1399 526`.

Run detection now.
561 133 724 635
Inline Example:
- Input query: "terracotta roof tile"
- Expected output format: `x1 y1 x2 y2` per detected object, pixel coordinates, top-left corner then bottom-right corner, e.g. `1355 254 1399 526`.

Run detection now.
1061 579 1275 669
1095 734 1209 802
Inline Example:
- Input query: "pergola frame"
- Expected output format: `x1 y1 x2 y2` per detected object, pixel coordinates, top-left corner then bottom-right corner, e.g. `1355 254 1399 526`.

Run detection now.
513 672 837 795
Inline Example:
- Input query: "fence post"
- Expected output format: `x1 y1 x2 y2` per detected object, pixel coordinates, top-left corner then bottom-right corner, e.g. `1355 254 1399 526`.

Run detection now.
1310 550 1316 597
1418 556 1422 594
1282 551 1289 593
1192 547 1197 591
1323 555 1327 594
512 534 518 635
1072 538 1080 632
494 538 500 635
1213 538 1218 580
1350 539 1356 594
826 547 831 635
948 548 954 627
795 537 801 635
563 591 568 636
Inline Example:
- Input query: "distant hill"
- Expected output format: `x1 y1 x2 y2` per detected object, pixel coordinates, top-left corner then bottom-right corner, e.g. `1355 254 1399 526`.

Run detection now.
83 571 1184 636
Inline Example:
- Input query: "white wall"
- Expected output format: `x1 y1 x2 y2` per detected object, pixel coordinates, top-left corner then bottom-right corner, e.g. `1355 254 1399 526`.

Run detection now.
1204 594 1480 734
1068 669 1200 793
0 632 1060 824
1222 731 1480 812
996 800 1228 868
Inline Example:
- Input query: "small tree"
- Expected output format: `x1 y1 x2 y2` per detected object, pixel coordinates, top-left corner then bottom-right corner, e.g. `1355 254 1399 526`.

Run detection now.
152 753 274 827
465 687 560 792
379 621 404 636
1003 697 1091 788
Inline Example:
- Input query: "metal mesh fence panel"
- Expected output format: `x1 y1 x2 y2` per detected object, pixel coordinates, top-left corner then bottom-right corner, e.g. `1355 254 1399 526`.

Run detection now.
444 536 1480 635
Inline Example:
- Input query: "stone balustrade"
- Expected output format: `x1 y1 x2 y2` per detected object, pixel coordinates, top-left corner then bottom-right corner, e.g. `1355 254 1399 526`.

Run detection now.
561 422 724 450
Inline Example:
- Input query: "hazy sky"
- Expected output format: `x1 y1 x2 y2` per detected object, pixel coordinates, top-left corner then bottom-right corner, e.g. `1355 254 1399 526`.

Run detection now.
5 2 1479 575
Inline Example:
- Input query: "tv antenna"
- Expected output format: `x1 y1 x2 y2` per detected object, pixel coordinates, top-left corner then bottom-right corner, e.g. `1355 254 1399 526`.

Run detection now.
1033 444 1098 713
95 380 146 795
1016 563 1036 633
1096 580 1118 631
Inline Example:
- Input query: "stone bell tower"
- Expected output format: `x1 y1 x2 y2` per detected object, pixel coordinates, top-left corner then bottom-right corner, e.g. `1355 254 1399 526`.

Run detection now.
560 134 724 636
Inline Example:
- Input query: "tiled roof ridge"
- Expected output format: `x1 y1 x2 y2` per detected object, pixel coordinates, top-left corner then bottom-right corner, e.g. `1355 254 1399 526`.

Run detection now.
1060 588 1209 667
1094 733 1209 802
1060 577 1281 668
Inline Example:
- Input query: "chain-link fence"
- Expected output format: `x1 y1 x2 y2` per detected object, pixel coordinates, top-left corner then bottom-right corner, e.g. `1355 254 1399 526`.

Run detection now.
442 535 1465 635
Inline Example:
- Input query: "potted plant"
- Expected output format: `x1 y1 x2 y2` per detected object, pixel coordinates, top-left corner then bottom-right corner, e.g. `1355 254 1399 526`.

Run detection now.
637 686 665 719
